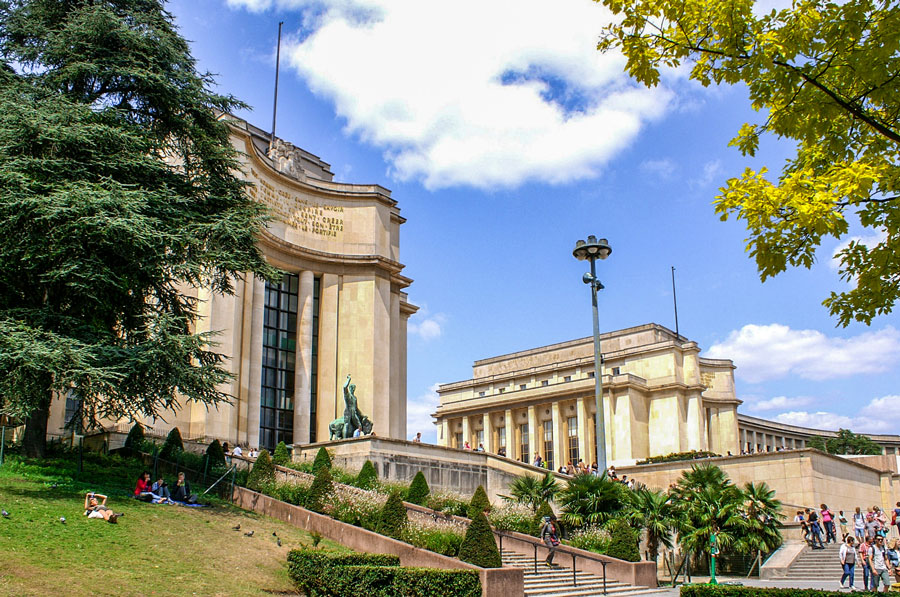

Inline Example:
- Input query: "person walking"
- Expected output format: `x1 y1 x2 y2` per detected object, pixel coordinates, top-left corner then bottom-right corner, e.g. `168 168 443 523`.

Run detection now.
822 504 837 544
806 508 825 549
855 507 867 541
839 510 849 542
540 516 560 567
868 535 894 592
860 534 874 590
840 535 857 590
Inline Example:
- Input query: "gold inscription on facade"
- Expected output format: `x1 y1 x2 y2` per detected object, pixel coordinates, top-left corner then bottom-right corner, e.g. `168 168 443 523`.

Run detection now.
248 168 344 237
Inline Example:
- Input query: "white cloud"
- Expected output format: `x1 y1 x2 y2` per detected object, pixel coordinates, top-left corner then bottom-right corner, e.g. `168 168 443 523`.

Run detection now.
690 159 723 189
406 383 440 442
226 0 675 190
407 310 446 341
772 396 900 435
706 323 900 383
746 395 813 412
639 158 677 180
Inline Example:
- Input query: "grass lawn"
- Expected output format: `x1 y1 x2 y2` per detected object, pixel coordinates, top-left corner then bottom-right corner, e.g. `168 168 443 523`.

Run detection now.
0 451 346 596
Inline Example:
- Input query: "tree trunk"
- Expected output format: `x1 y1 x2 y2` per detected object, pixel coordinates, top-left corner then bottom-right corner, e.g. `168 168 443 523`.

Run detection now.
23 398 51 458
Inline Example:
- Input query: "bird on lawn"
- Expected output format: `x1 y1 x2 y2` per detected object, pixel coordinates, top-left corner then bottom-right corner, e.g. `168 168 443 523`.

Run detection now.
2 510 9 518
59 517 66 524
272 531 277 537
51 483 59 489
232 524 241 531
244 530 254 537
277 538 282 547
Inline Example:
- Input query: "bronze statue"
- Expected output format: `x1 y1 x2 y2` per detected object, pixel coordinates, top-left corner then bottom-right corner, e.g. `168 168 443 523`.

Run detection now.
342 374 363 439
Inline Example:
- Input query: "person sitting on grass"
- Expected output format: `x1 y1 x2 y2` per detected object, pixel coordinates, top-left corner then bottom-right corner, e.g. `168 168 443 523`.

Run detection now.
84 492 122 524
134 471 171 503
152 476 171 501
171 472 198 504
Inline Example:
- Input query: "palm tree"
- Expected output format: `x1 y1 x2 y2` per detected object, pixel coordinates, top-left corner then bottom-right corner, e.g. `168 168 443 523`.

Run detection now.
623 487 677 562
504 473 560 512
670 464 745 559
735 482 783 565
557 472 625 528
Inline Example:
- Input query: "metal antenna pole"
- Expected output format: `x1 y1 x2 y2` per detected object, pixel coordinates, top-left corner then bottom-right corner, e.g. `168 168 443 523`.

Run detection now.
269 21 284 154
671 266 680 341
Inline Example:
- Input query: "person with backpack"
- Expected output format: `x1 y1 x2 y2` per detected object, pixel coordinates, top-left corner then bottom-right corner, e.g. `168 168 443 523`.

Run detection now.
821 504 836 544
840 535 857 590
868 534 894 592
855 507 867 541
806 508 825 549
540 515 560 567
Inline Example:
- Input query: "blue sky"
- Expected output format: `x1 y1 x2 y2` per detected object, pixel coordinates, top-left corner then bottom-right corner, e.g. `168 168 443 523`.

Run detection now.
169 0 900 441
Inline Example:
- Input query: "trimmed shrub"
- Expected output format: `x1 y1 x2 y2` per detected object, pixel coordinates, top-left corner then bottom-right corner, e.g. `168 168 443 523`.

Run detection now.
270 481 309 506
467 485 491 520
273 441 291 466
458 512 502 568
123 423 144 450
605 517 640 562
287 549 480 597
680 587 851 597
159 427 184 460
377 491 408 540
205 439 226 469
402 521 465 557
426 492 468 517
490 502 539 536
636 450 720 465
312 446 332 473
247 449 276 491
406 471 430 505
355 460 378 490
306 465 334 513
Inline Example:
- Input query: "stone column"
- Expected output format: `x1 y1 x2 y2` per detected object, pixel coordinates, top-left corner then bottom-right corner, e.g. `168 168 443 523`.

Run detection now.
482 413 493 453
527 405 539 464
439 418 449 447
294 270 314 445
504 410 514 457
246 276 265 448
551 402 564 470
576 397 589 466
462 415 470 449
317 274 340 442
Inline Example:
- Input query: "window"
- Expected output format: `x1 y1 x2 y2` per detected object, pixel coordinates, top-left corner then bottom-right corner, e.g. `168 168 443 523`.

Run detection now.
498 388 505 394
519 424 529 463
588 371 595 378
455 432 463 449
541 380 549 387
478 391 485 397
260 273 298 451
611 367 620 375
564 375 572 382
476 429 484 448
64 390 82 434
543 420 554 471
499 427 506 447
519 384 527 390
568 416 579 464
309 276 321 443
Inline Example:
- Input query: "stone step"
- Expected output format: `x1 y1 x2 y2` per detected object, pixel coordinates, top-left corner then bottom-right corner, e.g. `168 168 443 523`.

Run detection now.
523 584 660 597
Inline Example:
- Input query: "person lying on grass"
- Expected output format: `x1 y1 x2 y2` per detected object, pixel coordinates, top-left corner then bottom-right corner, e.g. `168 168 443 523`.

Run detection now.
84 492 123 524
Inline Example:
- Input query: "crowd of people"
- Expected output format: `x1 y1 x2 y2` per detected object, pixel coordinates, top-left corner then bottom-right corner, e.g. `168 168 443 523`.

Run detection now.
796 503 900 591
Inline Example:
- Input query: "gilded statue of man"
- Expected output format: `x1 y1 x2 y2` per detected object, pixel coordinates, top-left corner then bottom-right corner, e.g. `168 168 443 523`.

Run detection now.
342 374 363 439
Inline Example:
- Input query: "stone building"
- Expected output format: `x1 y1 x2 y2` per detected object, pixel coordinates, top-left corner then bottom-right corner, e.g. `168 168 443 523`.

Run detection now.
47 115 417 450
434 323 740 468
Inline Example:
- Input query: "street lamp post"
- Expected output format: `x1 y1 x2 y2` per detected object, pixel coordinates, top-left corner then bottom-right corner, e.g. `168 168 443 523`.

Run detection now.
572 235 612 475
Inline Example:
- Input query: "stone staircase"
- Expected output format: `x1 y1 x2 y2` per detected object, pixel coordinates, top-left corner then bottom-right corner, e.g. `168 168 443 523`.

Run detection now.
501 549 661 597
782 541 842 581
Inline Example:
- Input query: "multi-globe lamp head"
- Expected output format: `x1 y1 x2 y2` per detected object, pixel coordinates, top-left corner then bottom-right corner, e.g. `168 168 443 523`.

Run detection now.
572 235 612 262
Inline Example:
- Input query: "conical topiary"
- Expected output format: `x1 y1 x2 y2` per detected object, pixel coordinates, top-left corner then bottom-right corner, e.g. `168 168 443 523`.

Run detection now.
606 517 640 562
306 465 334 513
247 449 276 491
406 471 430 505
273 441 291 466
124 423 144 451
355 460 378 490
467 485 491 519
205 439 226 469
376 491 408 539
160 427 184 460
312 446 332 473
458 512 502 568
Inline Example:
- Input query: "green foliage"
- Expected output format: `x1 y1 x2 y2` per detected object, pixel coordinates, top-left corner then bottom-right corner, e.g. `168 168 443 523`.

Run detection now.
306 465 334 514
123 423 144 450
402 522 465 557
598 0 900 327
605 518 640 562
268 481 309 507
247 449 276 492
623 487 677 561
354 460 379 490
159 427 184 460
406 471 430 505
557 472 625 528
467 485 491 520
809 429 883 455
504 473 559 512
534 501 555 533
205 439 226 470
735 482 784 556
0 0 278 458
680 586 851 597
377 491 408 540
636 450 720 465
458 512 502 568
312 447 332 473
566 525 611 554
287 549 480 597
425 493 468 517
489 503 540 536
272 441 291 466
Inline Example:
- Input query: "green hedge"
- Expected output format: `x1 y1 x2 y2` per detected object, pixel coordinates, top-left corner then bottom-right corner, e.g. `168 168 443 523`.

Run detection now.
287 549 480 597
636 450 720 465
681 586 851 597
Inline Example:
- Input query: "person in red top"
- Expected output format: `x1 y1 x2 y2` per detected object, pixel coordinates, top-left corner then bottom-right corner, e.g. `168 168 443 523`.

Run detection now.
134 471 156 502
